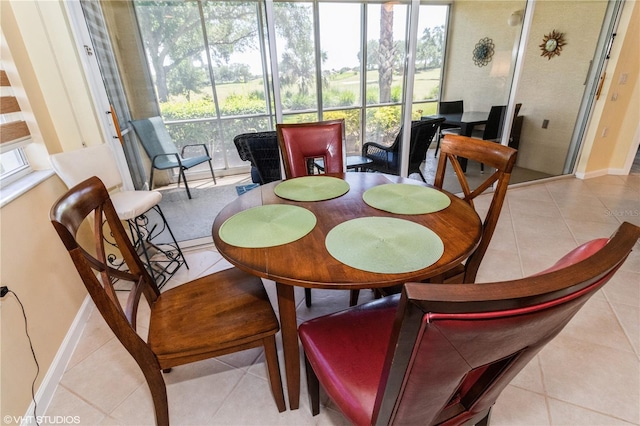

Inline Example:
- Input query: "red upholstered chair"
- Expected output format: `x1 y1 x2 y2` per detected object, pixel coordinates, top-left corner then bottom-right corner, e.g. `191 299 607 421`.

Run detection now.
276 119 346 178
299 222 640 425
276 119 346 306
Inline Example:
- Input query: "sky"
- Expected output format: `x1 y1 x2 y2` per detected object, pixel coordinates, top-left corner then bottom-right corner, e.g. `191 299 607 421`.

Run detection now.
229 3 448 74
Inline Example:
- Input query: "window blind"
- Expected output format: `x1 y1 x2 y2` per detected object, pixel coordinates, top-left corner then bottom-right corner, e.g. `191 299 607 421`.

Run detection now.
0 70 31 149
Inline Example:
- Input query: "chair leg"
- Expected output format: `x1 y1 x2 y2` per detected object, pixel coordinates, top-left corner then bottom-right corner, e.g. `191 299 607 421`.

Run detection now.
417 170 427 182
434 133 442 157
304 354 320 416
143 368 169 426
208 160 217 184
149 168 155 191
349 289 360 307
263 336 286 412
475 407 492 426
180 169 192 199
304 288 312 307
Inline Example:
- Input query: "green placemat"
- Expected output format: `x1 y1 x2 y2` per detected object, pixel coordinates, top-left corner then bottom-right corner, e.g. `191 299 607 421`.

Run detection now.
219 205 317 248
363 184 451 214
325 217 444 273
274 176 350 202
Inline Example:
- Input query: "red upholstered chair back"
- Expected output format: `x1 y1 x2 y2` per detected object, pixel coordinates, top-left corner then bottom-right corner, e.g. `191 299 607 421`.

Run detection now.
276 119 345 178
372 223 639 425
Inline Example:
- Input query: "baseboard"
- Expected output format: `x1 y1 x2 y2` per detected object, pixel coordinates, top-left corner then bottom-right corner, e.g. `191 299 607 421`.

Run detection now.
509 174 574 189
23 296 93 423
607 167 630 176
575 169 607 179
575 168 629 179
180 236 213 249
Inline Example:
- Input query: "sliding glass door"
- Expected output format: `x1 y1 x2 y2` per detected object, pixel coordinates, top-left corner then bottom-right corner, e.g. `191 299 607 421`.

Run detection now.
125 0 449 182
509 0 615 182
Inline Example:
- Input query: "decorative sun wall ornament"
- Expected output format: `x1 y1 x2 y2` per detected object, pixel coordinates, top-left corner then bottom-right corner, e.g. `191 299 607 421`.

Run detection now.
472 37 495 67
540 30 566 60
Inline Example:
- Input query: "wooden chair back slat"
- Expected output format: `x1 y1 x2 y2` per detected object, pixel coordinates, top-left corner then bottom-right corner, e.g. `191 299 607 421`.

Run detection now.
435 135 517 282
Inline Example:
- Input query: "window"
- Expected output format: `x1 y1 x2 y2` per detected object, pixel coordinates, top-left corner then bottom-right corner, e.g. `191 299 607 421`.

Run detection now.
94 0 448 177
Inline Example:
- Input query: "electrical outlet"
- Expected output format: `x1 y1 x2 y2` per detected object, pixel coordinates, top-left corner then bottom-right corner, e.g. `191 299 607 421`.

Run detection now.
542 119 549 129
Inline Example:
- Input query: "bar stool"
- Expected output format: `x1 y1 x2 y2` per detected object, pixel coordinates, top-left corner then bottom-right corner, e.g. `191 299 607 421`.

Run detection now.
50 144 187 288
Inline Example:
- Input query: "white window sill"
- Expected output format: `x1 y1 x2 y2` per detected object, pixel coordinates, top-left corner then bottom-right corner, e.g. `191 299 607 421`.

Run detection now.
0 169 56 208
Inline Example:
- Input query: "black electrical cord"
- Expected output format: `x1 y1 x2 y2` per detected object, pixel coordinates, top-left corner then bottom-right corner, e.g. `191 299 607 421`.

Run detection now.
2 287 40 426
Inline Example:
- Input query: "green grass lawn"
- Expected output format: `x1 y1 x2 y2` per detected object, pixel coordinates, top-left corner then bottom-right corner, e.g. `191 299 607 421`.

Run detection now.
162 68 441 155
210 68 442 106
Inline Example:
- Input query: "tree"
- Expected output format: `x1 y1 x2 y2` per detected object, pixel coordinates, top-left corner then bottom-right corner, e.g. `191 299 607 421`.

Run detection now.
378 3 396 103
215 63 252 83
168 60 208 101
358 40 379 70
137 1 202 102
418 25 445 69
136 1 257 102
274 3 318 100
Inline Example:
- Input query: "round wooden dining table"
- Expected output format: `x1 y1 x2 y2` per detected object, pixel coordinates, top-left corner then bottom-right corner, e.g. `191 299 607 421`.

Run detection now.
212 172 481 410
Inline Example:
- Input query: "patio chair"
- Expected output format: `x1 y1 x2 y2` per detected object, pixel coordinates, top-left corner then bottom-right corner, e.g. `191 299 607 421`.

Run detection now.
299 222 640 425
50 176 286 426
362 118 445 182
233 131 282 184
130 116 216 199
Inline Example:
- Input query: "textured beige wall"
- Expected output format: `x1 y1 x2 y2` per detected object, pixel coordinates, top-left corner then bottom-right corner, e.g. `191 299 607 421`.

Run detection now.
0 176 89 419
1 0 102 418
444 0 523 111
580 0 639 175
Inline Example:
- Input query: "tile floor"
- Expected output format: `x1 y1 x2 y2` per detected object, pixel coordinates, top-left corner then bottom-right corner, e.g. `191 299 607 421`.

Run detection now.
43 173 640 425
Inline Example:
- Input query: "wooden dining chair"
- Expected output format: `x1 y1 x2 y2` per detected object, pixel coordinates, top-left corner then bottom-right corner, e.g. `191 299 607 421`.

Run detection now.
50 176 286 426
276 119 345 306
299 222 640 425
434 134 517 283
366 134 517 303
